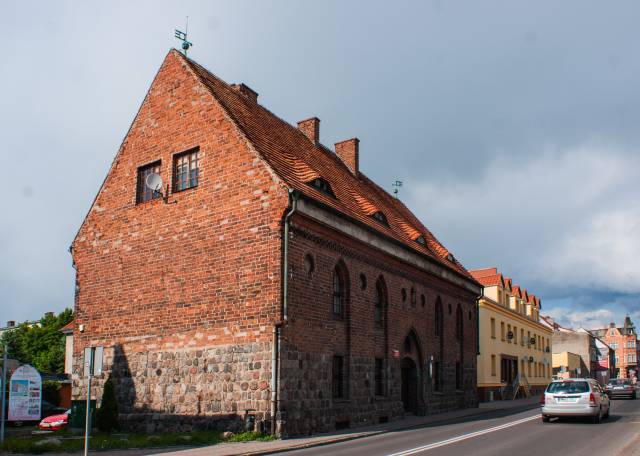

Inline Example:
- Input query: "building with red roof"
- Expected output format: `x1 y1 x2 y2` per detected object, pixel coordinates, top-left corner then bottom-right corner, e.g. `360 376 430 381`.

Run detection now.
71 50 482 435
470 267 552 401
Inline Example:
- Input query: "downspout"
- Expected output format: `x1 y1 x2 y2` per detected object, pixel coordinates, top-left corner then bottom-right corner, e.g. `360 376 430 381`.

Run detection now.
476 287 483 356
271 189 298 435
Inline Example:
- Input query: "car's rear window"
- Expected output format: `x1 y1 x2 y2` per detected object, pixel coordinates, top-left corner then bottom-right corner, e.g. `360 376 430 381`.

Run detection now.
608 379 630 386
547 381 589 394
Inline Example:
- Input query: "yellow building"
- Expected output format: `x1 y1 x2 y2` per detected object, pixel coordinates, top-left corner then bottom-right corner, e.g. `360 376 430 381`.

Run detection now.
470 267 553 401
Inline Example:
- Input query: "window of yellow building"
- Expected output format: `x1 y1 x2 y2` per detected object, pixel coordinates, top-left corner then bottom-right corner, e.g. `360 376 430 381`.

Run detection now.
491 318 496 339
513 326 518 344
527 331 531 348
507 324 512 343
521 329 525 346
501 322 506 341
491 355 496 376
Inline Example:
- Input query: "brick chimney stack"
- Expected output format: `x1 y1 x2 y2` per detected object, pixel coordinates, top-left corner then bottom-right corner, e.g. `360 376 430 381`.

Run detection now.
230 83 259 102
335 138 360 175
297 117 320 145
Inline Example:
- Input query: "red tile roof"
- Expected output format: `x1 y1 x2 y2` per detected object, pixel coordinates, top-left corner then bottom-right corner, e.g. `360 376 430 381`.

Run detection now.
180 51 474 282
60 321 74 333
470 267 497 278
469 271 504 287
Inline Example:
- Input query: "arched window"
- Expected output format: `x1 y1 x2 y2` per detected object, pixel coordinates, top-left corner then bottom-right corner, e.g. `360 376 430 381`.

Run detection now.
374 279 386 324
456 304 463 341
332 267 345 318
435 298 443 337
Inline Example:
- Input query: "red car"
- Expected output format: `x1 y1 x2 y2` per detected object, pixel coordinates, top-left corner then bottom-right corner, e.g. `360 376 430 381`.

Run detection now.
38 410 69 431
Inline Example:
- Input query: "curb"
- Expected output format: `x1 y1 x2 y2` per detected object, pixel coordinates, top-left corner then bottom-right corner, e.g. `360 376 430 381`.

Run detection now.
239 401 541 455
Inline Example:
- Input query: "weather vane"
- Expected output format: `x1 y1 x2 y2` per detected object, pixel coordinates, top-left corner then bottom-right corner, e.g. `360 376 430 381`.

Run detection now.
175 16 193 56
392 180 403 198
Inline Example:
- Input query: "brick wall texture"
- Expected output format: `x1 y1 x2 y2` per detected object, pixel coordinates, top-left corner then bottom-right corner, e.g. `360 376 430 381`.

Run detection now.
71 50 479 436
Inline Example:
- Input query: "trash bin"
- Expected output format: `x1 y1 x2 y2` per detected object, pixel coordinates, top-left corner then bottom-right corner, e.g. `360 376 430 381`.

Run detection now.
70 399 96 429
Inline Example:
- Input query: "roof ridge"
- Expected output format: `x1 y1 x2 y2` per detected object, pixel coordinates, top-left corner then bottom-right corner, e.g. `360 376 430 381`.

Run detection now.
179 51 475 283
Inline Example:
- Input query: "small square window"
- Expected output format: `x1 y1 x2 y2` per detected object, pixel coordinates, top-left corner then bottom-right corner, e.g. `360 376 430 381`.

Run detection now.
136 161 162 204
173 148 199 192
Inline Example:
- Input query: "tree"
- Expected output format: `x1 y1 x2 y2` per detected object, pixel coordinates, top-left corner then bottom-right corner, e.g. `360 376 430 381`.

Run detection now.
96 376 119 432
0 308 73 373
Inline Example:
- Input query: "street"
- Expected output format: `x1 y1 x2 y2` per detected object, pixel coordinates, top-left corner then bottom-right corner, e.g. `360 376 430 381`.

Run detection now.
279 399 640 456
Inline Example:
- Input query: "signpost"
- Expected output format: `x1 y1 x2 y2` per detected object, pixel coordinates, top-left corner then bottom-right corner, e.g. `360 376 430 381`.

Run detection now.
83 346 103 456
8 365 42 422
0 345 7 444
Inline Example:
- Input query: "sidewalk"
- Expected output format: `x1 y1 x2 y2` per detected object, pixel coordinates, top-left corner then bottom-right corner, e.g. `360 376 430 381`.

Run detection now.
97 396 541 456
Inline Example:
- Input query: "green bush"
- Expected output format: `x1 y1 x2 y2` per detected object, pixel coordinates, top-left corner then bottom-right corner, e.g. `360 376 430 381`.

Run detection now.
42 380 61 406
95 376 119 432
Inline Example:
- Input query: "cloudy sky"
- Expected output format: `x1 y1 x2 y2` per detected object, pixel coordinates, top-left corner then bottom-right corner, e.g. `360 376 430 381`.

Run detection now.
2 0 638 329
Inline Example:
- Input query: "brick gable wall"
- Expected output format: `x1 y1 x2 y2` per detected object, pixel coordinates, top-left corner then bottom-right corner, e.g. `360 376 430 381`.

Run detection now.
71 51 289 430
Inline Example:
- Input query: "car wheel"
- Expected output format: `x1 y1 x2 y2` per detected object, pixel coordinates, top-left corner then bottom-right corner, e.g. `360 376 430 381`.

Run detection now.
542 415 550 423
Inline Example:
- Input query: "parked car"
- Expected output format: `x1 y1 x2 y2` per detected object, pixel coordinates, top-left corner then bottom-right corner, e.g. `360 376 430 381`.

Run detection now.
38 410 70 431
605 378 637 399
10 400 68 427
541 378 610 423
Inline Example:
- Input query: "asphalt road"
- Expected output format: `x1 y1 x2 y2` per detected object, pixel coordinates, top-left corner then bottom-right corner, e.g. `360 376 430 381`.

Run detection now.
278 399 640 456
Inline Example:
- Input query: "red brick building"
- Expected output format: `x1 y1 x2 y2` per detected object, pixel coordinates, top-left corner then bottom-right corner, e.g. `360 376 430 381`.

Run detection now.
591 317 638 380
71 49 481 435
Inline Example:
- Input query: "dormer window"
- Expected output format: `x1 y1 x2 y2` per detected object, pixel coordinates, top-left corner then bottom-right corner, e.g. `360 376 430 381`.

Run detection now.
371 211 388 225
415 235 426 246
307 178 335 197
447 253 456 263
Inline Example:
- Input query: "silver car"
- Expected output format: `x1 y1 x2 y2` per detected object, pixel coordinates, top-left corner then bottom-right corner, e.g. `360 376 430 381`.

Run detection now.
541 378 610 423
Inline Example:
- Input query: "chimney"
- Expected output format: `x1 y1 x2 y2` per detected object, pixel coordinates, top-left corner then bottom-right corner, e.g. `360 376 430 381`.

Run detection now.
6 320 15 328
297 117 320 145
335 138 360 175
230 83 258 102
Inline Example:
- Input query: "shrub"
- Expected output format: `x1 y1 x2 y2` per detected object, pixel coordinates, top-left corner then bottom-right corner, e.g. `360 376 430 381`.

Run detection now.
95 376 119 432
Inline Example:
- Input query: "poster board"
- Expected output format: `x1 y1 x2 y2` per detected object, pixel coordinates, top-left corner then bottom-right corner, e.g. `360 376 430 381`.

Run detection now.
8 364 42 421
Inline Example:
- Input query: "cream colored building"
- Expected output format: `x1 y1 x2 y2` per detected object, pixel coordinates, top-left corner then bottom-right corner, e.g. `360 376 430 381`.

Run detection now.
471 267 553 401
552 351 582 379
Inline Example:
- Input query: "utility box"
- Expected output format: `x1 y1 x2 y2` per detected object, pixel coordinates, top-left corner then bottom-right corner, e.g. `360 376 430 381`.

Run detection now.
69 400 96 429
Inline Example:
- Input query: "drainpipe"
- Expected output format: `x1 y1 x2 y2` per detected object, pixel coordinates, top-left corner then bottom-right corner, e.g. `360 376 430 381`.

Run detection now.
476 287 483 356
271 189 298 435
282 189 298 323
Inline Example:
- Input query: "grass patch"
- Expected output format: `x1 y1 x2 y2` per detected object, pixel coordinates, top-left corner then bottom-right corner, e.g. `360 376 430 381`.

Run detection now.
1 430 274 454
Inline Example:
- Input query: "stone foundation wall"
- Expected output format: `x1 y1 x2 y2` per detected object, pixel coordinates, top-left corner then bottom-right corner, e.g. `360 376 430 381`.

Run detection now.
72 341 273 433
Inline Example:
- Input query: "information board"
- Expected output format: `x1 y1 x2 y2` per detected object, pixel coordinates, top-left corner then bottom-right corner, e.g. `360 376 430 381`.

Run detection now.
8 364 42 421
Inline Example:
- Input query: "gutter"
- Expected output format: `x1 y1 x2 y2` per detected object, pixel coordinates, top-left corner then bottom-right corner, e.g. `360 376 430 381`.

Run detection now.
271 188 298 435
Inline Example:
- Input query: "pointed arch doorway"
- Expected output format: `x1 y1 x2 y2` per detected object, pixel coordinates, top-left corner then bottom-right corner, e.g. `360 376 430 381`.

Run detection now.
401 329 424 414
401 357 418 413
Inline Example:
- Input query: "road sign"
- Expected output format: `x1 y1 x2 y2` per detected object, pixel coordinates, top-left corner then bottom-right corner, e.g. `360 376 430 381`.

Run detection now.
84 346 103 377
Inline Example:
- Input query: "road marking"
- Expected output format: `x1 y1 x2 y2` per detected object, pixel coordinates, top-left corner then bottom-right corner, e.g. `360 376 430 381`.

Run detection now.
387 414 540 456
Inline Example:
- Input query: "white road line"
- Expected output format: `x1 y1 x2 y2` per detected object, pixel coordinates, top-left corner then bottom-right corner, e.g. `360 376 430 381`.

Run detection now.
387 414 540 456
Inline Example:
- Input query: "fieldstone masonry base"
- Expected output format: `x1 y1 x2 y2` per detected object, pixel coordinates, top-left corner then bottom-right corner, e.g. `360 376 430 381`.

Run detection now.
73 342 273 433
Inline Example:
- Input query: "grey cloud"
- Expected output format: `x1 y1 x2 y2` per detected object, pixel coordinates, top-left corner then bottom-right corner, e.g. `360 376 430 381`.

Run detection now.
2 0 640 321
